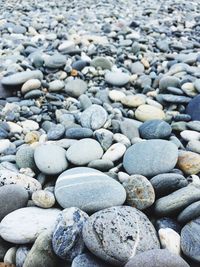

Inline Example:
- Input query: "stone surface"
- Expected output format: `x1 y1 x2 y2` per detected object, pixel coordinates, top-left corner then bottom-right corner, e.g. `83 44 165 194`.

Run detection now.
125 249 189 267
91 57 112 70
66 138 103 165
123 140 178 177
177 150 200 175
102 143 126 162
72 253 109 267
159 76 180 91
55 167 126 213
65 79 87 97
105 72 130 86
158 228 181 255
139 120 172 139
21 79 41 94
15 246 30 267
34 144 68 175
135 105 165 122
16 146 36 170
83 206 160 266
1 71 43 86
32 190 55 208
186 94 200 121
122 175 155 210
52 208 89 261
178 200 200 224
0 207 60 244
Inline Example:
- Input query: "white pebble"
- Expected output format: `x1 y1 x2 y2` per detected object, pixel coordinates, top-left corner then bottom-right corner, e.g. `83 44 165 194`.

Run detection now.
158 228 181 255
102 143 126 162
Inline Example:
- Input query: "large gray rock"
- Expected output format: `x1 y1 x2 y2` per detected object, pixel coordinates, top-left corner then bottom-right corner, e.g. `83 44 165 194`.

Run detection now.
72 253 110 267
55 167 126 213
123 140 178 177
125 249 189 267
139 120 172 139
34 144 68 175
83 206 160 266
52 208 89 261
23 230 58 267
0 184 28 221
0 207 60 244
155 185 200 216
1 71 43 86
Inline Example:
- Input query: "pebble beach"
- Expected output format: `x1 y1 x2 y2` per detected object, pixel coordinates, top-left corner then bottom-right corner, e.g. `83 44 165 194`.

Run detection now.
0 0 200 266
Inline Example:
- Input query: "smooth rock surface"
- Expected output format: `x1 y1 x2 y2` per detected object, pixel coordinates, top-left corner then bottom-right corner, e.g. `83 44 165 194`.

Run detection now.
1 71 43 86
72 253 110 267
135 104 165 122
139 120 172 139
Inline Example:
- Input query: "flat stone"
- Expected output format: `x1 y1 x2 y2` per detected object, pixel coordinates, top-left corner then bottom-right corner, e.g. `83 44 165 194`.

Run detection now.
44 54 66 68
125 249 189 267
94 129 113 151
123 140 178 177
131 61 144 74
21 79 41 94
122 175 155 210
139 120 172 139
0 185 28 221
16 146 36 170
34 144 68 175
80 105 108 130
159 76 180 92
72 253 109 267
109 90 126 102
65 79 87 98
178 200 200 224
181 218 200 263
180 130 200 142
105 71 130 87
120 119 140 140
91 57 112 70
83 206 160 266
121 94 146 108
177 150 200 175
154 184 200 216
88 159 114 171
47 124 65 140
135 104 165 122
66 138 103 165
1 71 43 86
150 173 188 197
52 208 89 261
187 121 200 132
55 167 126 213
65 127 93 139
102 143 126 162
49 80 64 92
0 170 41 194
186 94 200 121
158 94 192 103
0 207 60 244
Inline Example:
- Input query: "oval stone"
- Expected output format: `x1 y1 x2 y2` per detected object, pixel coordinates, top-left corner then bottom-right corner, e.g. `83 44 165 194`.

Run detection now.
1 71 43 86
72 253 109 267
83 206 160 266
178 201 200 224
186 94 200 121
177 150 200 175
139 120 172 139
123 140 178 177
135 105 165 122
105 72 130 87
34 144 68 175
0 207 60 244
55 167 126 213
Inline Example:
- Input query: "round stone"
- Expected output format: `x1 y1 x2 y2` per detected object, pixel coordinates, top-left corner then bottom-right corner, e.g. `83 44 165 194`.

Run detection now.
82 206 160 266
135 105 165 122
91 57 112 70
109 90 126 102
123 140 178 177
1 71 43 86
72 253 109 267
125 249 189 267
178 200 200 224
52 208 89 261
34 144 68 175
181 218 200 263
150 173 188 197
180 130 200 142
48 80 64 92
0 207 60 244
177 150 200 175
102 143 126 162
186 94 200 121
16 146 36 170
122 175 155 210
65 79 87 98
47 124 65 140
66 138 103 165
80 104 108 130
105 72 130 87
21 79 41 94
121 94 146 108
159 76 180 92
55 167 126 213
32 190 55 208
154 184 200 216
139 120 172 139
131 61 144 74
0 185 28 221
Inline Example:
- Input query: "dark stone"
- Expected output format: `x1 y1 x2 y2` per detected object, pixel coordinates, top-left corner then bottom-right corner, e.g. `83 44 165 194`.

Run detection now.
139 120 172 139
186 94 200 121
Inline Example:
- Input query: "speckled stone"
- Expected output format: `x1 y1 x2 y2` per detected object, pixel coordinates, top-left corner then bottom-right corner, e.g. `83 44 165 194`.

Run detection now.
123 140 178 177
55 167 126 213
122 175 155 210
124 249 189 267
15 246 30 267
52 208 89 261
181 218 200 263
83 206 160 266
32 190 55 208
72 253 110 267
139 120 172 139
177 150 200 175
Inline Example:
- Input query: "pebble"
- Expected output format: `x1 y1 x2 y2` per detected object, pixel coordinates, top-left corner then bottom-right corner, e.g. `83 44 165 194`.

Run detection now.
156 218 181 234
91 57 112 70
102 143 126 162
124 249 189 267
88 159 114 171
121 94 146 108
21 79 41 94
131 61 144 74
181 218 200 263
109 90 126 102
32 190 55 208
158 228 181 255
72 253 109 267
65 127 93 139
65 79 87 98
80 105 108 130
180 130 200 141
177 150 200 175
122 175 155 210
3 247 16 265
34 144 68 175
44 54 66 69
186 94 200 120
48 80 64 92
66 138 103 165
120 119 140 140
178 200 200 224
0 140 11 154
15 146 36 170
135 104 165 122
154 184 200 216
1 71 43 86
105 71 130 87
0 170 41 194
82 206 160 266
0 207 60 244
123 140 178 177
52 207 89 261
47 124 65 140
55 167 126 213
139 120 172 139
15 246 30 267
159 76 180 92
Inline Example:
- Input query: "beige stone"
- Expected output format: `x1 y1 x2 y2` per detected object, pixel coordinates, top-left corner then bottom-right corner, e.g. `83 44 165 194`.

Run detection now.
135 104 165 122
